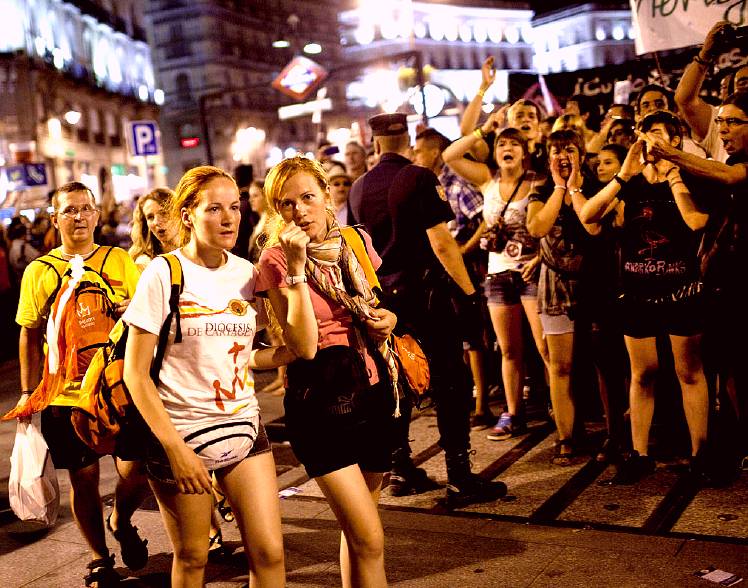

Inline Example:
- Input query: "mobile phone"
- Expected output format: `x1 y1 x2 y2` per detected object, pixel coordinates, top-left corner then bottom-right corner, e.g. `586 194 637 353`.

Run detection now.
322 145 339 156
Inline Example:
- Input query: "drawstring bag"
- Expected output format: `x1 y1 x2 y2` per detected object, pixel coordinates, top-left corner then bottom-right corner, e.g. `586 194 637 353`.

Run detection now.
8 417 60 527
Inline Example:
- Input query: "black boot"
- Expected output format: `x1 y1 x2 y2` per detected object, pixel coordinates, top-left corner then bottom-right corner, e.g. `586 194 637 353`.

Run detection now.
444 451 507 510
387 449 441 497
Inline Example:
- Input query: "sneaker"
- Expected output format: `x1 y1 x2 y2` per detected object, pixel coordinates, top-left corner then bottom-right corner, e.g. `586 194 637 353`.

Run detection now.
486 413 526 441
470 412 495 430
106 513 149 571
445 474 508 510
386 466 441 497
610 451 656 485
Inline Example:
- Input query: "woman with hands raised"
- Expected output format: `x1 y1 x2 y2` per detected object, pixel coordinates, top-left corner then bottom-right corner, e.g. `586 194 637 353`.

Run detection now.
581 111 710 484
444 126 549 440
526 130 600 465
123 165 316 587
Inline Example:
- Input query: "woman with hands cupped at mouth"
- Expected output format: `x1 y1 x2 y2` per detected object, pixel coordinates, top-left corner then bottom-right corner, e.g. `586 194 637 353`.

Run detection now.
255 156 398 588
122 165 317 588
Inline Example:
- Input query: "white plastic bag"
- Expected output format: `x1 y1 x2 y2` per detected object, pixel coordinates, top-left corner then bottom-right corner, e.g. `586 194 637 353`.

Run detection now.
8 418 60 526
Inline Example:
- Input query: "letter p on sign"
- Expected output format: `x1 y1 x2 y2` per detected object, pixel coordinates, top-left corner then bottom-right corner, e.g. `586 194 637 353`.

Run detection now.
128 121 160 156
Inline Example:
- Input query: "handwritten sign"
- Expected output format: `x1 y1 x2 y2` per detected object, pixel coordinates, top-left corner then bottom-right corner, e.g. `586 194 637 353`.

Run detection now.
508 44 747 117
630 0 747 54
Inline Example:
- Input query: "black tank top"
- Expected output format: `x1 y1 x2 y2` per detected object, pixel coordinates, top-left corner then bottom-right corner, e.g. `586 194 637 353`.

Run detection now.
620 175 700 299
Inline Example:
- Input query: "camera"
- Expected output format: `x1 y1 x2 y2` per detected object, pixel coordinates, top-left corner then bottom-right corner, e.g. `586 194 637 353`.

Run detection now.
713 24 748 53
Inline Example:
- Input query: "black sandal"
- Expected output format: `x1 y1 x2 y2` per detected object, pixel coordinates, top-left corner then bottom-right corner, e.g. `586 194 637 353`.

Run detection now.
208 529 229 559
106 513 148 571
84 554 121 587
551 439 575 466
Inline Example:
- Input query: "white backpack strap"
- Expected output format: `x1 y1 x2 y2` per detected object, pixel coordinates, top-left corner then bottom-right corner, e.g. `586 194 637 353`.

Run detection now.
46 255 85 374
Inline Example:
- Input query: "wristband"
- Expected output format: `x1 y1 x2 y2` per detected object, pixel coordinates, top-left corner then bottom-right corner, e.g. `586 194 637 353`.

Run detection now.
284 275 307 286
669 180 685 190
477 88 486 98
472 128 484 140
21 390 33 396
553 185 567 191
693 54 713 67
612 174 628 187
665 167 679 178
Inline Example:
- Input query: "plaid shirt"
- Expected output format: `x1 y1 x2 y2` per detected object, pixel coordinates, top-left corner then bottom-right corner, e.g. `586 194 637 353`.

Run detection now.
439 165 483 239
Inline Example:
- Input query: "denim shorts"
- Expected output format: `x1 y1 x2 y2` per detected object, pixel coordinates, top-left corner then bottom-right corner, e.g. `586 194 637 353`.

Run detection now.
483 271 538 306
144 420 271 485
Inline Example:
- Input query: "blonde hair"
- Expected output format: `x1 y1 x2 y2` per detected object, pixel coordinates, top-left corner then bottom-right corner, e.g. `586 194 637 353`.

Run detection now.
129 187 175 262
171 165 236 246
551 113 586 135
262 156 329 249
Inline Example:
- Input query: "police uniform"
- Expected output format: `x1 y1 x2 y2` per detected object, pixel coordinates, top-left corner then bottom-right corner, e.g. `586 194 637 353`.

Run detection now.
354 114 481 494
348 114 412 277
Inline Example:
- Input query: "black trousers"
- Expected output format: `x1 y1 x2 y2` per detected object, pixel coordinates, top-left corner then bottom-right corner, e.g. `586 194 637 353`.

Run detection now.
383 274 473 466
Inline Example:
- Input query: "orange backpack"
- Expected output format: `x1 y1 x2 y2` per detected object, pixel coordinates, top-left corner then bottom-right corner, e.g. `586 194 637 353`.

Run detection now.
72 253 183 454
3 248 118 420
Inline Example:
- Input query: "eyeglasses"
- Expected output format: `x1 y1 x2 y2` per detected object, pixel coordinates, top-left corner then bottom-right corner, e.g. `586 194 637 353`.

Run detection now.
331 181 352 187
56 205 99 218
714 117 748 128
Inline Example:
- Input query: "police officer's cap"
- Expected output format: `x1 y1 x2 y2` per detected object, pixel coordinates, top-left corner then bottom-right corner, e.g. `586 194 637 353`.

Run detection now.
369 113 408 136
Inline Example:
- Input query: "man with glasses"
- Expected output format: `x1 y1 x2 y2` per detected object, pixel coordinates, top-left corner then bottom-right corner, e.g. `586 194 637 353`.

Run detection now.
11 181 149 586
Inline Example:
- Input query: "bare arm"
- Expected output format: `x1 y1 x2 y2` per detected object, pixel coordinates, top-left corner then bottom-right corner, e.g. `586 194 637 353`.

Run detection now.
249 345 298 370
526 188 564 238
19 326 43 392
426 222 476 295
444 111 503 185
123 326 212 494
265 223 318 360
586 117 614 155
459 56 495 163
642 131 748 185
674 22 727 142
459 219 487 255
667 167 709 231
567 153 601 236
580 180 626 225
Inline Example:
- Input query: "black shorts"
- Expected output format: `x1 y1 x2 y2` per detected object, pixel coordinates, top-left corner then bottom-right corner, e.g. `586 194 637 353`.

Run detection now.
144 421 271 485
621 294 706 339
41 405 146 471
284 382 395 479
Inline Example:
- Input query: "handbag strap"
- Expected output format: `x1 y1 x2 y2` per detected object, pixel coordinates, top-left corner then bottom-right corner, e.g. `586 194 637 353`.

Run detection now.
498 172 526 220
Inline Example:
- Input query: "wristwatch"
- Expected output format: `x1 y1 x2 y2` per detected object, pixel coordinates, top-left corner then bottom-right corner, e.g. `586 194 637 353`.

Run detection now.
285 274 307 286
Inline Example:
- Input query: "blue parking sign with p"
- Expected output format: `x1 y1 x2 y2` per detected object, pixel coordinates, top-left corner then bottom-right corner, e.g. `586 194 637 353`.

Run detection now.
129 121 160 156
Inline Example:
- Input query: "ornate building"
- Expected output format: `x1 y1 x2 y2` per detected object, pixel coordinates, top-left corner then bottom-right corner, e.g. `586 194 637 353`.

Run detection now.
145 0 343 186
0 0 163 213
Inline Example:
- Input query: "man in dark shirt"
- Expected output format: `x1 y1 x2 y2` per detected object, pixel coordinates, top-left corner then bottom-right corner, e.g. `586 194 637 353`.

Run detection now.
231 164 257 259
352 113 507 509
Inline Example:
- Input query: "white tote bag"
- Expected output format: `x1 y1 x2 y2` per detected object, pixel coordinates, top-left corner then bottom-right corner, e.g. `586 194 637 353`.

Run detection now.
8 418 60 527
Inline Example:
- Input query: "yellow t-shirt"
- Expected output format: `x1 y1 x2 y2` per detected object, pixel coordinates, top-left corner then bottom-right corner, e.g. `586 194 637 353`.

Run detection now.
16 245 141 406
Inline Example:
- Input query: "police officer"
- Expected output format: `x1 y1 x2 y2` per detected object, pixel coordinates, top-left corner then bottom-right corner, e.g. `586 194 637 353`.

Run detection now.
351 113 508 508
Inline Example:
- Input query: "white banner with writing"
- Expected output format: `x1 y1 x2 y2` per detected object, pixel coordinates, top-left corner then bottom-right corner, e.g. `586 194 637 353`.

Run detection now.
630 0 747 55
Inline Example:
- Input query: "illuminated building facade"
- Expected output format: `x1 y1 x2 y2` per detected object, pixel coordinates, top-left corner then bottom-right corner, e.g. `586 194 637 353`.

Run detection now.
0 0 163 212
144 0 343 186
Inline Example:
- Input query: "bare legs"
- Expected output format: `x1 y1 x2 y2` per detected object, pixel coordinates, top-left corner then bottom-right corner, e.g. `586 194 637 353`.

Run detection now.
487 298 549 418
625 334 708 457
151 451 284 588
546 332 575 444
316 465 386 588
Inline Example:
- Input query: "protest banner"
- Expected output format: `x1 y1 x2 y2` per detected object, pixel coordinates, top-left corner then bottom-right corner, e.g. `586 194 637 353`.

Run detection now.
508 44 747 120
630 0 747 55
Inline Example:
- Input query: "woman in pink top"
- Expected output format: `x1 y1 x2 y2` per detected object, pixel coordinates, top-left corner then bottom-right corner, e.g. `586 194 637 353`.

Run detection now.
256 156 398 588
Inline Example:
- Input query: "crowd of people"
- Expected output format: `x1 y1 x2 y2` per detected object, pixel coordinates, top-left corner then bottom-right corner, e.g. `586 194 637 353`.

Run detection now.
2 19 746 588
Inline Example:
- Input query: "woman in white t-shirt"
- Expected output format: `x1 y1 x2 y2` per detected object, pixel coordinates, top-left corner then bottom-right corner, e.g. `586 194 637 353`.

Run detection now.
123 165 316 587
444 125 550 441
